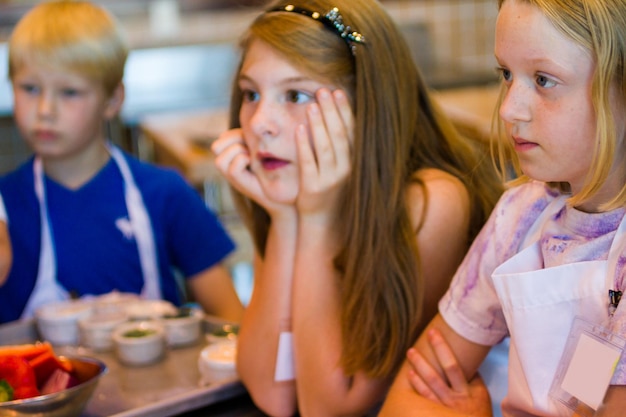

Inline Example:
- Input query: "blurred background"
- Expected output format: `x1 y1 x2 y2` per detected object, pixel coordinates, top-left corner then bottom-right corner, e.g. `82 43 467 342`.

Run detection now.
0 0 498 171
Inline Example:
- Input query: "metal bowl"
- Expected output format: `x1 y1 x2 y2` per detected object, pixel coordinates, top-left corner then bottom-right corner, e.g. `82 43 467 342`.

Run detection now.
0 355 106 417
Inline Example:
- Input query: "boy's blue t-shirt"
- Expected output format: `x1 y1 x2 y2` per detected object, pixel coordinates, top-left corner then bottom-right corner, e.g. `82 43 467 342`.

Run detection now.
0 153 235 323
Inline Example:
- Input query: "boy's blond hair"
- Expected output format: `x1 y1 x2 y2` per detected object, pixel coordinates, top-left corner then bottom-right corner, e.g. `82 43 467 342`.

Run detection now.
8 0 128 96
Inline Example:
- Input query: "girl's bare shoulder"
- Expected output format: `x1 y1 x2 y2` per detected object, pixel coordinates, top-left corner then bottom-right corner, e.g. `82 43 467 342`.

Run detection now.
406 168 470 234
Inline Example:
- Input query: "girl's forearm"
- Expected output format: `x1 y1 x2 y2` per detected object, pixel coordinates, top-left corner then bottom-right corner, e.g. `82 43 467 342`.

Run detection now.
291 219 385 416
236 212 299 416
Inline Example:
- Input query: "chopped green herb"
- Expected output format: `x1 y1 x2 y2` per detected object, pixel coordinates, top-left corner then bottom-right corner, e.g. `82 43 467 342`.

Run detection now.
211 324 239 337
163 308 193 319
123 329 156 338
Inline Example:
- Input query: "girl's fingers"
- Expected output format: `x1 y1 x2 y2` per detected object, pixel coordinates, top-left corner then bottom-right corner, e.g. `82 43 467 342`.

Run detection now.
317 89 351 163
211 128 245 156
212 130 293 216
316 88 346 151
428 329 469 394
407 369 441 404
408 334 494 415
212 140 249 177
296 88 353 217
328 90 353 175
228 151 253 179
216 147 257 195
211 129 265 201
302 88 353 186
211 129 250 177
306 100 334 169
220 151 266 205
407 348 455 402
332 89 354 145
296 124 319 182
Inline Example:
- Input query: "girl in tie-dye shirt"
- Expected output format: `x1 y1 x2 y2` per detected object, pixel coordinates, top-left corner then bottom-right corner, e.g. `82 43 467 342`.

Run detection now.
381 0 626 416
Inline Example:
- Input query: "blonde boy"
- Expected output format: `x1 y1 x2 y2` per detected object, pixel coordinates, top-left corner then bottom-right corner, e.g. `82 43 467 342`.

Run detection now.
0 0 243 323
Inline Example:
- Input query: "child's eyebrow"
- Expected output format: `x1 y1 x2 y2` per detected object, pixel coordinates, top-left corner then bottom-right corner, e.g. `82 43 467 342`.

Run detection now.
238 73 315 86
494 51 577 75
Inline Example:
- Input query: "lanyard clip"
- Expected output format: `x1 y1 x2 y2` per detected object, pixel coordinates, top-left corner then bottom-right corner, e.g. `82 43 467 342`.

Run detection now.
609 289 622 316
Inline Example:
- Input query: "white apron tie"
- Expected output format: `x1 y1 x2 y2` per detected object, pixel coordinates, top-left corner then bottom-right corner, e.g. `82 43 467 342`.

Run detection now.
492 197 626 416
20 144 162 319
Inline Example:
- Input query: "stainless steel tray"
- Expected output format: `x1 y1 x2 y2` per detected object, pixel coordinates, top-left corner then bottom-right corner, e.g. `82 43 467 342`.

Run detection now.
0 318 246 417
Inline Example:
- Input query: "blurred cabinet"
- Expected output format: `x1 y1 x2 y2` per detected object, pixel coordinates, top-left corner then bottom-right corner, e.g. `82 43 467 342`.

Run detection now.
433 84 500 145
138 108 229 209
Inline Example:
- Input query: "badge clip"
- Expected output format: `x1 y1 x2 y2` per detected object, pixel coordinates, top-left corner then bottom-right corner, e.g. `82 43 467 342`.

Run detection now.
609 289 622 316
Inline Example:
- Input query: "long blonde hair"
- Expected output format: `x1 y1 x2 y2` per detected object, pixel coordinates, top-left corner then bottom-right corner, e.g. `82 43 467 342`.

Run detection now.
231 0 502 378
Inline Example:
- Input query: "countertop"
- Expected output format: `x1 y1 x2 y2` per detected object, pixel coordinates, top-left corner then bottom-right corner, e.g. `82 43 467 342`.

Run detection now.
0 317 261 417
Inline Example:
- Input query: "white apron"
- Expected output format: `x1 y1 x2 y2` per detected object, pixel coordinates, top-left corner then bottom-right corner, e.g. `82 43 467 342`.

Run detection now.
20 145 162 319
492 196 626 417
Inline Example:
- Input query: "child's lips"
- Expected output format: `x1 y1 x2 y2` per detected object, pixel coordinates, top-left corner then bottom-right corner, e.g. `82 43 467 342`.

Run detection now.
34 129 58 141
257 151 289 171
259 156 289 170
513 136 538 151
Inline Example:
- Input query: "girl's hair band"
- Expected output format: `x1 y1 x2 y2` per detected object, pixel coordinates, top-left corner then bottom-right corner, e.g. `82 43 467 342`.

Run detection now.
266 4 366 56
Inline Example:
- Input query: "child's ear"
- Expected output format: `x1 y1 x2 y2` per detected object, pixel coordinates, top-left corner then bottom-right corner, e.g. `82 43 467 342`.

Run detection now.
104 83 125 120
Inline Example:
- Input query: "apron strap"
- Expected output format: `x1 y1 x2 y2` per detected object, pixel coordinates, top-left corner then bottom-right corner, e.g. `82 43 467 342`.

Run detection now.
20 146 162 319
606 208 626 294
21 158 68 319
108 144 162 300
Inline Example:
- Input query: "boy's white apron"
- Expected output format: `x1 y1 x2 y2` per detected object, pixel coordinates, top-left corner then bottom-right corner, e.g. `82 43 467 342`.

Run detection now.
492 196 626 416
20 145 162 319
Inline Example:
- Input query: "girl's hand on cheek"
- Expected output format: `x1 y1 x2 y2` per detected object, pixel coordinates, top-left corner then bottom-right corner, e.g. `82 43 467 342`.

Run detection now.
212 129 295 218
211 129 268 207
296 88 353 222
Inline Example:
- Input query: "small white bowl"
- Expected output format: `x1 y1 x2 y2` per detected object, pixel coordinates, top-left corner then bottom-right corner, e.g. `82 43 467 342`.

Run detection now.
92 291 140 315
112 321 165 366
198 341 237 385
205 323 239 345
124 299 178 320
161 308 203 348
35 300 94 346
79 311 128 352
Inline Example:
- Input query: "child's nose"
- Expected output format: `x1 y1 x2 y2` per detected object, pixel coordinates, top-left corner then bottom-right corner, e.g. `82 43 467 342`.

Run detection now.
499 82 532 124
36 93 55 118
250 99 280 139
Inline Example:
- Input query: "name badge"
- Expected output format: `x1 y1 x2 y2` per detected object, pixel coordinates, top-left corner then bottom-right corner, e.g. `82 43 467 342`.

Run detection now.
550 317 625 416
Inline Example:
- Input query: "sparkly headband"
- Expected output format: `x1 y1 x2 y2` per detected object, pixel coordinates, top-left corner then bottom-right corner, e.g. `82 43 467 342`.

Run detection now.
266 4 366 55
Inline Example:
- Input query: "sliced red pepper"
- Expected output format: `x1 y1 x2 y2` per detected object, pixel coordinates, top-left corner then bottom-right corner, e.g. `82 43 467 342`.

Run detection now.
0 355 40 400
0 343 54 362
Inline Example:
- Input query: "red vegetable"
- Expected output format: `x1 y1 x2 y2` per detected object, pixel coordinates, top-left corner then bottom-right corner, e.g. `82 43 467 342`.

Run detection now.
0 355 40 400
28 350 72 386
0 343 54 361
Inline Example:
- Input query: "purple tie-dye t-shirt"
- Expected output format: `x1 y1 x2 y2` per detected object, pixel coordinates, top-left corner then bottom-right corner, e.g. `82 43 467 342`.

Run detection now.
439 180 626 384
